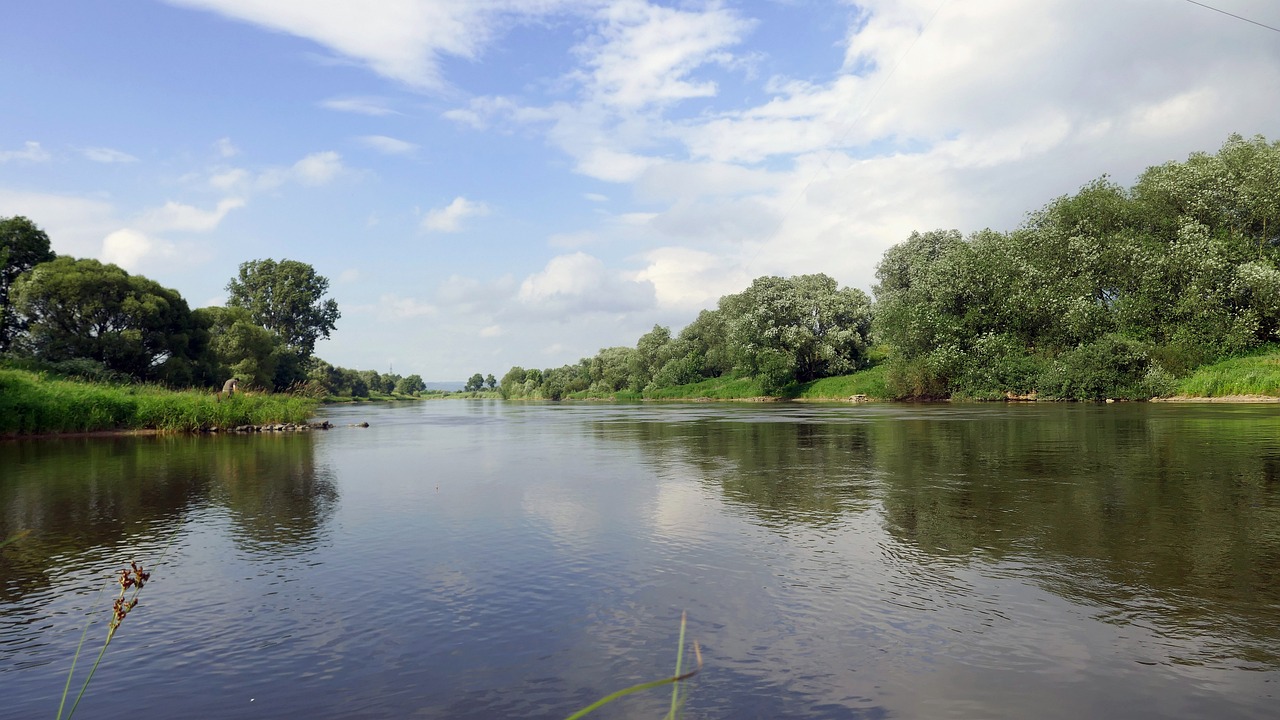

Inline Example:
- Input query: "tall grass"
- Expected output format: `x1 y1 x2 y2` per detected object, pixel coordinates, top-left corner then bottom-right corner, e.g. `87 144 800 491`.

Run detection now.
0 369 318 435
1175 345 1280 397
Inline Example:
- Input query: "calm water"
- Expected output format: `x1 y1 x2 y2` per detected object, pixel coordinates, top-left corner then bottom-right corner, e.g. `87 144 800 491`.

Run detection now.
2 401 1279 719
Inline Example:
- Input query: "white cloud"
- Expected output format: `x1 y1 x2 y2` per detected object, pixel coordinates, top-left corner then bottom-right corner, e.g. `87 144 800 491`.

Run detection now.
575 0 754 109
136 198 245 233
338 268 362 284
516 252 655 316
358 135 419 155
479 325 503 338
321 95 399 116
82 147 139 163
215 137 240 157
378 293 437 319
291 151 344 186
0 141 51 163
0 189 117 258
227 150 347 191
101 228 179 271
584 192 609 202
421 196 489 232
209 167 251 191
633 246 749 312
162 0 586 89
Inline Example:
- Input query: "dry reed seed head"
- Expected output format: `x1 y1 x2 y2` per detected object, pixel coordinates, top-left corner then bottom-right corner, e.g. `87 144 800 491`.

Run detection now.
109 597 138 629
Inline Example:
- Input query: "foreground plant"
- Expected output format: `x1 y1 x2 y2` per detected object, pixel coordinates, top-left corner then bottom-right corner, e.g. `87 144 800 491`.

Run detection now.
56 561 152 720
564 611 703 720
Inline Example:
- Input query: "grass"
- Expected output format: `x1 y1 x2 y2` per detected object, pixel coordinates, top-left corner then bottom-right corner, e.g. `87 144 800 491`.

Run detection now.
643 375 767 400
563 611 701 720
1174 344 1280 398
789 364 889 400
0 368 318 435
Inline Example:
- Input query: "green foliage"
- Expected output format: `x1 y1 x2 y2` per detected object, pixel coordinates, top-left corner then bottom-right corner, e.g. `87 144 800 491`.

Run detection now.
1038 334 1157 400
395 373 425 396
0 367 316 434
793 365 889 400
642 374 766 400
500 366 527 399
722 274 873 389
629 325 675 392
226 258 340 359
9 257 208 384
465 372 485 392
1175 344 1280 397
874 134 1280 399
0 215 56 351
194 305 280 389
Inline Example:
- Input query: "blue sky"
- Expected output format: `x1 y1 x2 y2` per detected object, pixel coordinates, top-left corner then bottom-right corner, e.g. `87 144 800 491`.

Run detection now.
3 0 1278 381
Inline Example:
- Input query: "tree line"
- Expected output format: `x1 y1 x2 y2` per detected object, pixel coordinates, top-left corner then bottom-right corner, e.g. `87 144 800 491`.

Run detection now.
0 225 425 397
499 134 1280 401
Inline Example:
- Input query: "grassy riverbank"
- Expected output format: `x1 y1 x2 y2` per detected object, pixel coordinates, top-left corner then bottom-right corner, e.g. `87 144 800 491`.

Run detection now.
1172 345 1280 398
563 347 1280 403
0 368 318 435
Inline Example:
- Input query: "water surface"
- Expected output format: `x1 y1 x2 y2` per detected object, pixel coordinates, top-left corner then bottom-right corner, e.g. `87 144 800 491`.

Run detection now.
2 401 1278 718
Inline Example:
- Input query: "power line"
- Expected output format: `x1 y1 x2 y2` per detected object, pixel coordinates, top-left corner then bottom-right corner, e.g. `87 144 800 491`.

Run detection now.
1181 0 1280 33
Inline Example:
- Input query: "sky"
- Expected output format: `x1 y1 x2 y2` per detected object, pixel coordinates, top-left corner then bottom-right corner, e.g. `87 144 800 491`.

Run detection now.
2 0 1278 381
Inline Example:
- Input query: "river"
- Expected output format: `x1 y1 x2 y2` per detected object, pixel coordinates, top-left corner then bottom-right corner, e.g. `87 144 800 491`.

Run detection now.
2 400 1278 719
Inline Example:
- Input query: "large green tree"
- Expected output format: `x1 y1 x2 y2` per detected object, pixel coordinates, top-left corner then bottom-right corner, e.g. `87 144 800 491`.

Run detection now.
0 216 56 351
226 259 340 358
722 274 873 392
193 305 280 389
10 257 207 382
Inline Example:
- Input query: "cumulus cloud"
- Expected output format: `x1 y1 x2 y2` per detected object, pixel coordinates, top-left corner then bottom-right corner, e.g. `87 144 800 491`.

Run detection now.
101 228 180 271
0 141 51 163
82 147 138 163
358 135 419 155
516 252 655 316
421 196 489 232
291 151 345 186
136 198 245 232
0 189 117 258
211 151 347 193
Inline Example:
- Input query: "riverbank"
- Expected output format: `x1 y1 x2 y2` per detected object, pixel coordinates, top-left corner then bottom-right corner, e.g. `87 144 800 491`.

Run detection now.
0 368 318 436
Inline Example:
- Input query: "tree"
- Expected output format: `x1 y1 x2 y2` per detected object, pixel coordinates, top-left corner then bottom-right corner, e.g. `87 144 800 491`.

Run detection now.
484 373 496 390
395 374 425 395
226 259 340 359
10 257 207 382
628 325 674 391
193 306 280 389
465 373 485 392
500 367 527 399
0 216 56 351
721 274 873 392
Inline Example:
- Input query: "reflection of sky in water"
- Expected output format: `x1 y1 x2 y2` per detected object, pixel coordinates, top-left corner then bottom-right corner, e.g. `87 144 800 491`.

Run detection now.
2 401 1279 718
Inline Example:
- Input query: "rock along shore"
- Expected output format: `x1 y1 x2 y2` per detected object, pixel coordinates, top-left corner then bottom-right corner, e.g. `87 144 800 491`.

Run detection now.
202 420 371 433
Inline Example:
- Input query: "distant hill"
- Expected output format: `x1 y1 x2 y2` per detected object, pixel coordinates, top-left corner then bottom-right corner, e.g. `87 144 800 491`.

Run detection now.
425 381 465 392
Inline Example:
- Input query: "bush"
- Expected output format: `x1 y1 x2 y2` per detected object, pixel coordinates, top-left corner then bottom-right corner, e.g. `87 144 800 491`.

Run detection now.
1039 334 1154 400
